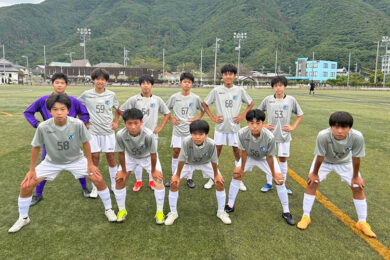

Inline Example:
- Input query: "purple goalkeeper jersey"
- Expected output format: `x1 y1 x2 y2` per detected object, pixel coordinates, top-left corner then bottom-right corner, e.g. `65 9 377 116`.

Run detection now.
24 94 90 127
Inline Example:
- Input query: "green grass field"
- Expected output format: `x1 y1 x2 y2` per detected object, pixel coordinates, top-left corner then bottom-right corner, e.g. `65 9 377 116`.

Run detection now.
0 85 389 259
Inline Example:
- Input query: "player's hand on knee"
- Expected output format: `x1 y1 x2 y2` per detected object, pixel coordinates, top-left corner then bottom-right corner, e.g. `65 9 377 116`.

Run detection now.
307 172 320 186
170 175 180 190
233 167 244 180
22 170 38 189
152 169 163 183
351 176 365 189
273 172 284 185
88 164 101 177
115 170 127 183
214 174 224 187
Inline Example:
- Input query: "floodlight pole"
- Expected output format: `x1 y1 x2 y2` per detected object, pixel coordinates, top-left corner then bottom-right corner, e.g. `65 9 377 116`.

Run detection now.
44 45 46 82
347 52 351 87
274 50 278 75
2 44 5 84
77 28 91 82
234 32 247 85
200 47 203 86
163 48 165 81
22 55 29 85
382 36 390 88
374 41 379 85
213 37 222 85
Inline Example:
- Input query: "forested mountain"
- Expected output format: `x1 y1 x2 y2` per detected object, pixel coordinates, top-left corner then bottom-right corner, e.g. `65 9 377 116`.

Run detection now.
0 0 389 73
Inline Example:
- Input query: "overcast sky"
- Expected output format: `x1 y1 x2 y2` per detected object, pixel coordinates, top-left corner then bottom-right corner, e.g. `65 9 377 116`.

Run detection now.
0 0 45 7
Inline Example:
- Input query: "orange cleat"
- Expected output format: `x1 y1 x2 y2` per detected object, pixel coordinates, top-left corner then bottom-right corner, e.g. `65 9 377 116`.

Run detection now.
356 222 376 238
133 181 143 192
297 215 311 230
149 180 155 190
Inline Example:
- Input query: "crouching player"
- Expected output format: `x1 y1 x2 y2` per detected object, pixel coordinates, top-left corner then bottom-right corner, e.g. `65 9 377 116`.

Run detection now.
297 111 376 238
225 109 295 225
165 120 231 225
113 108 165 224
9 94 116 233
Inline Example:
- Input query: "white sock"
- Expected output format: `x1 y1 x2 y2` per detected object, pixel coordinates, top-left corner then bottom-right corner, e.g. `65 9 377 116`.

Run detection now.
148 171 153 182
216 190 226 212
171 158 178 175
91 182 97 190
154 188 165 212
18 196 32 219
353 198 367 222
266 173 273 185
276 185 290 213
108 166 118 186
303 193 316 217
135 166 142 182
228 179 241 208
168 190 178 213
234 159 241 167
97 188 112 210
280 161 288 181
114 187 126 211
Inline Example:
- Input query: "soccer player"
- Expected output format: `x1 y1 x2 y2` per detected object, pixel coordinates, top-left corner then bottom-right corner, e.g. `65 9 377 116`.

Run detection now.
78 68 120 197
258 76 303 195
225 109 295 225
202 64 254 191
113 108 165 224
165 72 204 188
120 75 170 192
165 120 231 225
9 94 116 233
297 111 376 238
24 72 90 206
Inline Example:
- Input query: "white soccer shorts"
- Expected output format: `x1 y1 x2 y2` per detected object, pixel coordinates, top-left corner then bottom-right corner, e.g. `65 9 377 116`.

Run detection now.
242 156 282 180
309 156 361 185
170 135 186 148
90 134 116 153
214 130 238 147
276 141 290 158
124 152 162 174
35 157 88 181
175 162 221 180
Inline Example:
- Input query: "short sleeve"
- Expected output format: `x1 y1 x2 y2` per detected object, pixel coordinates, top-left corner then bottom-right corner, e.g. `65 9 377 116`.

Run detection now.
210 145 218 164
178 144 188 162
258 98 267 112
166 95 175 110
113 94 120 110
31 127 44 147
149 135 157 154
79 123 91 143
266 136 276 156
114 133 125 153
204 88 217 106
158 97 170 115
196 96 204 111
292 98 304 116
240 88 253 105
314 133 327 156
352 134 365 158
78 92 86 105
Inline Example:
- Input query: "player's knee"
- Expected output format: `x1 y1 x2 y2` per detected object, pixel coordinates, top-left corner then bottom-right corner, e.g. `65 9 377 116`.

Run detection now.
170 182 179 191
20 181 34 193
172 149 180 158
215 181 224 191
154 180 164 190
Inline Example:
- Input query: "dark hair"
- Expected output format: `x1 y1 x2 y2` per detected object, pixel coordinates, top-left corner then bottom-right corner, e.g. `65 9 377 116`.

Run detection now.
180 72 194 83
329 111 353 128
221 64 237 75
271 76 288 88
46 94 71 110
246 109 266 122
190 120 209 134
122 108 143 122
139 74 154 85
51 72 68 84
91 68 109 81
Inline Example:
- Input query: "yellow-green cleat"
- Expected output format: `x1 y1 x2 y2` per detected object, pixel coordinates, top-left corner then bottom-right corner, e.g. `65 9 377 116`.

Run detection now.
155 211 165 224
117 209 127 223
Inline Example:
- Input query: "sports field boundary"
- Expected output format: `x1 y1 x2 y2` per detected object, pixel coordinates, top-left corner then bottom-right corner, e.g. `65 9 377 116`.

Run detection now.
287 168 390 260
0 111 13 116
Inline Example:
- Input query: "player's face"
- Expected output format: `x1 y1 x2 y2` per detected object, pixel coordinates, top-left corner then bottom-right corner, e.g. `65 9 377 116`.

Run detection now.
247 119 263 136
273 82 286 96
180 79 193 92
191 131 207 146
50 102 69 124
125 119 143 136
94 76 107 90
52 78 68 94
331 125 351 140
222 72 236 87
140 81 153 96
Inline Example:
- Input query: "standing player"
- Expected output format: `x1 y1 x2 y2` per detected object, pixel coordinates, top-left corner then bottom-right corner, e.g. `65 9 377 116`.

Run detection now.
24 72 90 206
78 68 120 197
9 94 116 233
202 64 254 191
297 111 376 238
165 120 231 225
113 108 165 224
225 110 295 225
258 76 303 195
165 72 204 188
120 75 170 192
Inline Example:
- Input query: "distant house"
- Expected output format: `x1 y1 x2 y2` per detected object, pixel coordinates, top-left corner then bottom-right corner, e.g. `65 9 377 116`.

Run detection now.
49 62 71 67
31 65 45 76
71 59 91 67
0 58 23 84
382 51 390 74
94 62 123 68
288 58 337 82
337 67 348 76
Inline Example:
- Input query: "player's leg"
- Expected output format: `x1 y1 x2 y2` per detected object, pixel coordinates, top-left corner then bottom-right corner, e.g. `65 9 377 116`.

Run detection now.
105 152 117 192
90 152 100 198
209 164 231 225
30 146 47 206
278 142 292 194
205 131 225 189
166 136 181 187
89 135 102 198
147 136 160 190
229 132 246 192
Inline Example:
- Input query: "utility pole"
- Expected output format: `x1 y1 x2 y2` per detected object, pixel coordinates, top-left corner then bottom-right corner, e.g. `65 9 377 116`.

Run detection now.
44 45 46 82
213 37 222 85
274 49 278 75
234 32 247 85
200 47 203 86
374 41 379 85
162 48 165 81
65 52 75 62
77 28 91 82
2 44 5 85
347 52 351 87
355 63 358 73
22 55 29 85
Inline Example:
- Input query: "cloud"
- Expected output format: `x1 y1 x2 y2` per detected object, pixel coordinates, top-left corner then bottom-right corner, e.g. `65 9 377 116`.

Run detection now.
0 0 45 7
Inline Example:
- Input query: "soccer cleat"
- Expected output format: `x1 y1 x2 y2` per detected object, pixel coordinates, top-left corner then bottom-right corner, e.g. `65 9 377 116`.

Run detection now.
89 187 98 199
297 215 311 230
155 211 165 224
356 222 376 238
165 181 171 188
164 212 179 225
282 212 296 225
224 204 235 213
116 209 128 223
30 195 43 206
187 179 195 189
105 209 117 222
82 188 90 198
8 217 31 233
260 183 273 193
149 180 155 190
133 181 143 192
286 186 293 195
217 211 232 224
204 179 214 189
239 182 247 191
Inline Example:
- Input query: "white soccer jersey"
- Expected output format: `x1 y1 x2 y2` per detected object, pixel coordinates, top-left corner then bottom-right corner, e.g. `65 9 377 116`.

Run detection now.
115 127 157 159
178 136 218 165
238 126 276 160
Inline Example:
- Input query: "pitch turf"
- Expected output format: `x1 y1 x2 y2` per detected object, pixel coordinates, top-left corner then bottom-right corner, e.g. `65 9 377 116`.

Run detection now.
0 85 389 259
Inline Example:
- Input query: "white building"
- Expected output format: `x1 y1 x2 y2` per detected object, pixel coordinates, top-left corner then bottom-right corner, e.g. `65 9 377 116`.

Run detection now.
0 58 23 84
382 51 390 74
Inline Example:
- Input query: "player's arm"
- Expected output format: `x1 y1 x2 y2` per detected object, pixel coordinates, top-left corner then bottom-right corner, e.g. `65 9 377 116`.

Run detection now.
202 102 222 123
190 111 205 123
111 108 120 130
76 100 90 124
170 160 185 187
22 146 41 187
233 100 254 123
308 155 324 185
115 151 129 183
233 150 246 180
150 153 163 182
266 155 284 185
24 98 43 128
283 115 303 132
351 157 364 189
83 142 101 176
212 162 224 185
154 113 170 134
